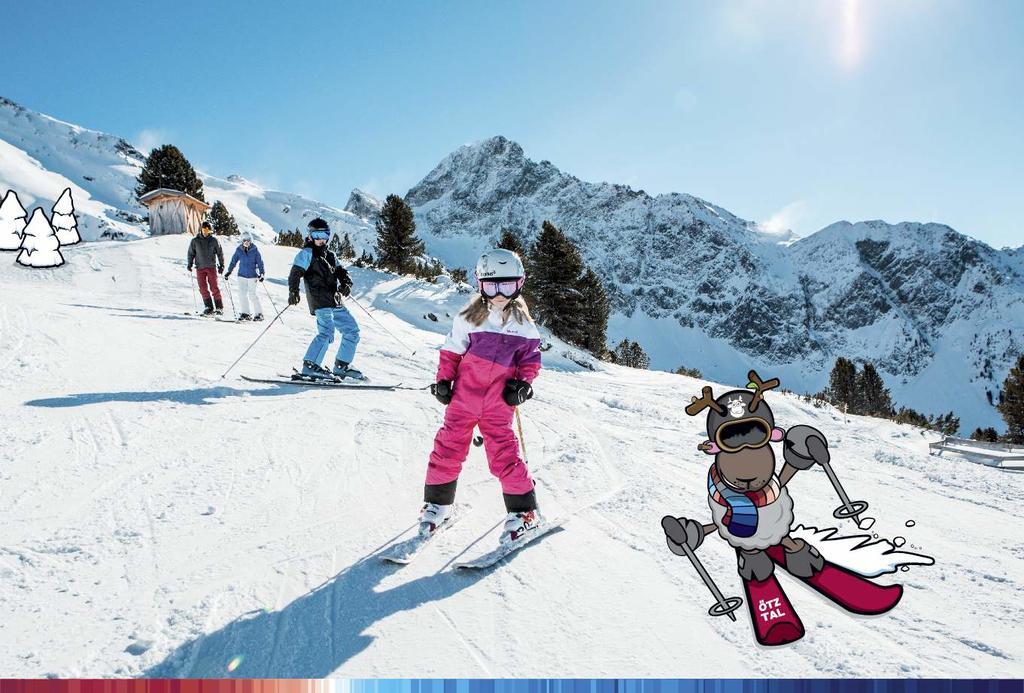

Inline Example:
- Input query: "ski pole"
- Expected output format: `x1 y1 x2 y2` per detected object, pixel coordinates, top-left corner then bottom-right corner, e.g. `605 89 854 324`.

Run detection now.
820 459 869 524
344 295 417 355
262 280 290 330
188 269 198 313
663 518 742 621
683 542 741 621
224 275 237 319
515 407 528 465
221 305 290 379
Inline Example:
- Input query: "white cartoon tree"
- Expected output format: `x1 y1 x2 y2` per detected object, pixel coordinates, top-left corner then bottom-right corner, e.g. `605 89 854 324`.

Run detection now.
0 190 28 251
51 187 81 245
16 208 65 268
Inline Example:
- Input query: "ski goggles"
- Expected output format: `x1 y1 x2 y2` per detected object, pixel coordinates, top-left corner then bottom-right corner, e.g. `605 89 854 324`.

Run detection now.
309 230 330 241
714 417 773 453
479 277 525 298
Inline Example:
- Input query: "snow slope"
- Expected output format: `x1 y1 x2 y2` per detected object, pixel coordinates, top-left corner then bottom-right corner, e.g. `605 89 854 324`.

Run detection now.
0 236 1020 677
0 97 374 249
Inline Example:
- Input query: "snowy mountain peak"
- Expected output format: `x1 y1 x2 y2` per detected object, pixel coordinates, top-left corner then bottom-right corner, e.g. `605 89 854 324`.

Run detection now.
404 138 1023 432
344 188 383 220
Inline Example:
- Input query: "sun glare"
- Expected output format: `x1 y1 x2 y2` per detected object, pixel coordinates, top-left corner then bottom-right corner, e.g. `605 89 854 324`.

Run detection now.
838 0 864 71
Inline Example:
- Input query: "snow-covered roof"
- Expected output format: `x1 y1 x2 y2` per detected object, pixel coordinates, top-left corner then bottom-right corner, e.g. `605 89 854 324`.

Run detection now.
138 188 210 211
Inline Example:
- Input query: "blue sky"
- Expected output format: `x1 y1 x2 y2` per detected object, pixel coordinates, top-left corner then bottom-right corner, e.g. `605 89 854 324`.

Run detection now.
3 0 1022 247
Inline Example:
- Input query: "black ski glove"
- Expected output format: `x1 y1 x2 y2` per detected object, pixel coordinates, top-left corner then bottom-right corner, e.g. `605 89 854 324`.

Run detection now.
502 379 533 406
224 271 232 280
336 268 353 297
430 380 453 405
258 274 265 282
218 266 225 276
288 289 301 306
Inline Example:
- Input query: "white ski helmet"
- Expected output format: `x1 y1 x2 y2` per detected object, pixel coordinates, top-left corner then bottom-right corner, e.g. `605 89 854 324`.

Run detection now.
475 248 525 280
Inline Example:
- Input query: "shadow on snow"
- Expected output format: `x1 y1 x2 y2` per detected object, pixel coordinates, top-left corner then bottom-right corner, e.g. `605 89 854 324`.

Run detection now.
25 384 310 408
143 553 488 677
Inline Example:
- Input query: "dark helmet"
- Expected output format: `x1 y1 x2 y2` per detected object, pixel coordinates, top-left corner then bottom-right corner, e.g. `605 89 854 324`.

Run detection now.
685 371 781 453
705 389 776 452
307 217 330 241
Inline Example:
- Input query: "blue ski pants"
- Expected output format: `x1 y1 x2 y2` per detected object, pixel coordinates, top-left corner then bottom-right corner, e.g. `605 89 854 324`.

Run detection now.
304 306 360 366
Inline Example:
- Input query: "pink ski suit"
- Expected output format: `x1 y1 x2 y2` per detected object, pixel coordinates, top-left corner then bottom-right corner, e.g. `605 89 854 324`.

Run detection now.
427 305 542 497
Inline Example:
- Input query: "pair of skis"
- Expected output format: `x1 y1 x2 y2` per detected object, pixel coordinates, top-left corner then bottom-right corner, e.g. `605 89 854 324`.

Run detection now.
240 372 429 392
740 546 903 646
378 505 562 570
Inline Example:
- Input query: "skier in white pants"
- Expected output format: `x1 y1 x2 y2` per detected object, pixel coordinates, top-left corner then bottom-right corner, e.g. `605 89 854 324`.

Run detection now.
224 232 266 321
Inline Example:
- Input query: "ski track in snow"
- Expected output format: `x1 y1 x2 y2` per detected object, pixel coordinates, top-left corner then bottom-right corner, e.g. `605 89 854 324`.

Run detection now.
0 235 1022 677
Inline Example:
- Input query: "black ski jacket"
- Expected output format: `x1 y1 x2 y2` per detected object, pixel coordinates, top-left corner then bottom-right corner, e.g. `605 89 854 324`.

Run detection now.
288 240 353 314
187 233 225 271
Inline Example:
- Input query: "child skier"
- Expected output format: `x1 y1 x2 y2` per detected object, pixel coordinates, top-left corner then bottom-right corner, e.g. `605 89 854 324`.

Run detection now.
224 231 266 321
186 221 225 315
421 248 543 546
287 218 362 379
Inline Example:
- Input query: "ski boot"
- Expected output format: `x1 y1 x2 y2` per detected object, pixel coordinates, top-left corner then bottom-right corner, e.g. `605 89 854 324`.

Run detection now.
214 298 224 315
239 313 252 321
500 509 543 545
783 540 824 578
332 359 364 380
300 359 335 380
418 502 453 537
201 298 214 316
253 314 264 322
737 549 775 581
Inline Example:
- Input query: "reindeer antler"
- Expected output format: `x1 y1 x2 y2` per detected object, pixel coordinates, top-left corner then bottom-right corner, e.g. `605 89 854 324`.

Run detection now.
747 370 780 412
685 386 726 416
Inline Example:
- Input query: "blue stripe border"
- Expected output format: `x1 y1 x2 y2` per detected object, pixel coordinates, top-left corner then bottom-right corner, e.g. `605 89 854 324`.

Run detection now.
347 680 1023 693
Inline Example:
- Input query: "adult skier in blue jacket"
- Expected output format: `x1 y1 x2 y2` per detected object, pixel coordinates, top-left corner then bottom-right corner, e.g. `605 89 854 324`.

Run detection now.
287 218 362 379
224 232 266 321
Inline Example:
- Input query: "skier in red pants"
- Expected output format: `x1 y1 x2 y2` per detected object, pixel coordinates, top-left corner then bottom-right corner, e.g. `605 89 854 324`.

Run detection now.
187 221 225 315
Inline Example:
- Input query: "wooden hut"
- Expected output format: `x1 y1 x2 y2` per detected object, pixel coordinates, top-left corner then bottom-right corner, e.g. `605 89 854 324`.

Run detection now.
138 188 210 236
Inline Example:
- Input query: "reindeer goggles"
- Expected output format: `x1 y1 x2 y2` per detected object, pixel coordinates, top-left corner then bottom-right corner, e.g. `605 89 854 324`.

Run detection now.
714 417 773 453
479 277 525 299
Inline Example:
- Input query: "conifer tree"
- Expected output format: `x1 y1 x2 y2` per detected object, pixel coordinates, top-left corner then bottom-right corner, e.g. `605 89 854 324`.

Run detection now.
338 232 356 259
970 427 999 442
997 355 1024 444
209 201 239 236
577 268 609 355
856 363 893 417
375 194 424 273
16 208 64 268
135 144 205 201
529 220 585 343
497 229 526 255
828 357 858 411
0 189 28 251
51 188 81 245
612 340 650 369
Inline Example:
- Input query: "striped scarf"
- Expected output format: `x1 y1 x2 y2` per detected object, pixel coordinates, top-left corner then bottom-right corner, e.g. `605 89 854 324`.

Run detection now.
707 463 781 538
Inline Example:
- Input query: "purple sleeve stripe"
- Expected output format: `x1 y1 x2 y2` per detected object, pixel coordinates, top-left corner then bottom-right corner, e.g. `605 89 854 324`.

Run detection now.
467 332 539 368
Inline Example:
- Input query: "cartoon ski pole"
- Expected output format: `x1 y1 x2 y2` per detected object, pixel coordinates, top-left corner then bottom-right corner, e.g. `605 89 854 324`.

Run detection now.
784 425 868 524
662 516 742 621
